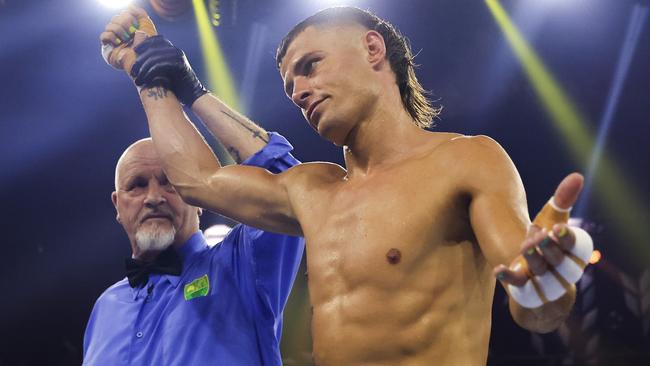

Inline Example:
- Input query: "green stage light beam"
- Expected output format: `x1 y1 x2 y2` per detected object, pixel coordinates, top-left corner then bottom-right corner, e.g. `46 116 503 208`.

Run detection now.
191 0 243 165
486 0 650 262
192 0 241 112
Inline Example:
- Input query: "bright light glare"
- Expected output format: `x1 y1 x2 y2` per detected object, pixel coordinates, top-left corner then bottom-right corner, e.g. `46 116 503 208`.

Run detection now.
589 250 602 265
204 224 232 246
316 0 358 6
98 0 133 9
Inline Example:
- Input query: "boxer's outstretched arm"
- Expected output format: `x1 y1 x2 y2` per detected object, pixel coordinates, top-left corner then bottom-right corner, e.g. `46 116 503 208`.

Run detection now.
139 85 302 236
460 135 576 333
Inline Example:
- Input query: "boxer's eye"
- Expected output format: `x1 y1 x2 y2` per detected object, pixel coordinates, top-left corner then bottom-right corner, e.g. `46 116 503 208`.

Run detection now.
305 58 321 75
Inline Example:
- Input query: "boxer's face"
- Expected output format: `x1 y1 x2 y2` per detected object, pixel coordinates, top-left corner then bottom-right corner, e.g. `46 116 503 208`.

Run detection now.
112 140 200 258
280 24 382 147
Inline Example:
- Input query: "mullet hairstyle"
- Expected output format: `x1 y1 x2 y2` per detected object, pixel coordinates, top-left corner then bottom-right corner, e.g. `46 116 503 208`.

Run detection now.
276 6 440 128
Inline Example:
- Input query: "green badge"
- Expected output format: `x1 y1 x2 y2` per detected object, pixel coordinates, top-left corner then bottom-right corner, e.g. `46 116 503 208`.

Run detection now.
184 274 210 300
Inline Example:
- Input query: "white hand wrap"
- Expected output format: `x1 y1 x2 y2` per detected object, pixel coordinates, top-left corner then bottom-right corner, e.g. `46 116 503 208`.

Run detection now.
508 226 593 308
101 43 114 66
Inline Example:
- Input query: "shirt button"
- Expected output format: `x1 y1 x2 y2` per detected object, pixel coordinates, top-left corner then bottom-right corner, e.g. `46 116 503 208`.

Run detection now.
136 331 143 338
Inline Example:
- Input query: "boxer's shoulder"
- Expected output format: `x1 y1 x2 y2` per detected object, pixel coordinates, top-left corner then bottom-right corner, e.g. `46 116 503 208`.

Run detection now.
424 133 513 169
429 133 502 154
281 161 347 187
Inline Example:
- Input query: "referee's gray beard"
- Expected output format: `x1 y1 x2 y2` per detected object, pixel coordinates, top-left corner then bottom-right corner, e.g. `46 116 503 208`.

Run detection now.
135 223 176 253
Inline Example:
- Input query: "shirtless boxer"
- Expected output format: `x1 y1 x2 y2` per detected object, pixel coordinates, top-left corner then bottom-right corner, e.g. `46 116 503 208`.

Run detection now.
102 6 593 365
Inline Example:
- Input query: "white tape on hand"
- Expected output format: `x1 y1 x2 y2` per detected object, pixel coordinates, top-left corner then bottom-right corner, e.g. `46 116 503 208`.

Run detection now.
508 273 566 309
508 281 543 309
101 43 114 67
536 271 566 302
554 255 583 284
509 227 593 308
569 226 593 264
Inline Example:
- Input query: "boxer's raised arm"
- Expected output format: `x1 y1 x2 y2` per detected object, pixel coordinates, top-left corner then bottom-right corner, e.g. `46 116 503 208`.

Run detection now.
140 86 302 236
101 6 271 163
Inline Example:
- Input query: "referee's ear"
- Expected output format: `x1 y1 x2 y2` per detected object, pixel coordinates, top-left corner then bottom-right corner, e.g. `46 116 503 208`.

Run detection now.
111 191 121 223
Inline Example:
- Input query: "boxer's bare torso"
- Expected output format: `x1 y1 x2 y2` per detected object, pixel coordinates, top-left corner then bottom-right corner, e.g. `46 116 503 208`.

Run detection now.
281 131 527 365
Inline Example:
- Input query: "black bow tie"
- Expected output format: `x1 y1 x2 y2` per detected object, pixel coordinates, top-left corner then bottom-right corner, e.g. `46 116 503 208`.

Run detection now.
125 248 182 288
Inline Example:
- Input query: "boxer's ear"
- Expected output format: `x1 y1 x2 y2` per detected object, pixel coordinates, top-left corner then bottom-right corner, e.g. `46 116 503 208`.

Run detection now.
364 30 387 69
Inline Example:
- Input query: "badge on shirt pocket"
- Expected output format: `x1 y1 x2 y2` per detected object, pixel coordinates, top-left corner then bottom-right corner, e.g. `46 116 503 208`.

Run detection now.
184 274 210 300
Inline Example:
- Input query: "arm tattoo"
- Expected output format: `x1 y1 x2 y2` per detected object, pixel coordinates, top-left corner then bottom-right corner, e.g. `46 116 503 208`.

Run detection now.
146 87 168 100
227 146 243 164
221 110 269 143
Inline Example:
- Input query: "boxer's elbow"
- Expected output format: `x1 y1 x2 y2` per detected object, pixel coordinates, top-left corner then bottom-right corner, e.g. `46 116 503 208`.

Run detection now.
174 184 204 207
170 172 213 207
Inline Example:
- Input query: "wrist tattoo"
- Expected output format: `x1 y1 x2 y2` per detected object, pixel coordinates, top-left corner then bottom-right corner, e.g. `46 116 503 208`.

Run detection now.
146 87 168 100
221 110 269 143
227 146 243 164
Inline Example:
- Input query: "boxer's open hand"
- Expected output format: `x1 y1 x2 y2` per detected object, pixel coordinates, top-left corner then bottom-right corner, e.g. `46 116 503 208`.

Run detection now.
494 173 588 307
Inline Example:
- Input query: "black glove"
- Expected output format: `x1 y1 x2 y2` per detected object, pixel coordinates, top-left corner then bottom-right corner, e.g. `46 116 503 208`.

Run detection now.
131 35 208 107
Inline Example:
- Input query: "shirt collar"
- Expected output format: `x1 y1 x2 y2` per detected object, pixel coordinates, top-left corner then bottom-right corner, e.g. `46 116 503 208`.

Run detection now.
167 231 207 288
129 231 207 297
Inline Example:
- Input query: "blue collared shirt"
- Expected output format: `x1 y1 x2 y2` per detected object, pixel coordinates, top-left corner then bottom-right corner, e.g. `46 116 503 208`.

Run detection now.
83 133 304 365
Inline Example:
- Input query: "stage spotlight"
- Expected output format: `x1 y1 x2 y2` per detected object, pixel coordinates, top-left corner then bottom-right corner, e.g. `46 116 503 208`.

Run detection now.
486 0 650 265
313 0 361 7
98 0 134 9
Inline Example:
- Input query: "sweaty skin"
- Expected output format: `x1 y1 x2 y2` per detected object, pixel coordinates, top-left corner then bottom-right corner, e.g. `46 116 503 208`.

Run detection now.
107 13 578 365
292 136 515 365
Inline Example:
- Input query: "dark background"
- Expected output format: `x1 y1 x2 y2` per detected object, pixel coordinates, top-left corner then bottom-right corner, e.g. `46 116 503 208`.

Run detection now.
1 0 649 364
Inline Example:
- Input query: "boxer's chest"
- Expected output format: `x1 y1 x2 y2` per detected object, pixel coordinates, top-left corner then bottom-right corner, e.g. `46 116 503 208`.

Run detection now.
300 162 470 291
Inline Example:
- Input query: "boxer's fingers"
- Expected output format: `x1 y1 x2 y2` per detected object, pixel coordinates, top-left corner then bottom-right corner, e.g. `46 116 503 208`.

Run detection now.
114 11 139 36
552 223 576 252
552 173 584 210
538 235 565 267
108 14 133 35
522 230 548 276
100 31 122 46
105 22 132 44
494 264 528 287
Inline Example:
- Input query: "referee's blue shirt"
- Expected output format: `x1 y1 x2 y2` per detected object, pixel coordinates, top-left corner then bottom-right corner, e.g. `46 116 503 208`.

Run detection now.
83 133 304 365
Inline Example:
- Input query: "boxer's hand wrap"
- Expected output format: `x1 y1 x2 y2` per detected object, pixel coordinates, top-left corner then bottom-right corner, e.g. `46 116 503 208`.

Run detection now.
130 36 208 107
507 197 594 308
101 15 157 74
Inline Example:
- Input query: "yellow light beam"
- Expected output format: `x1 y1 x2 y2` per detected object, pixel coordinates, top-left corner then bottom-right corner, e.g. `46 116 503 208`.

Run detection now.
485 0 650 262
192 0 240 112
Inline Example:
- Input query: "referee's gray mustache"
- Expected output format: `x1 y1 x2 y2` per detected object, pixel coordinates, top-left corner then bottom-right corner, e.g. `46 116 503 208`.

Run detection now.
140 209 174 222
